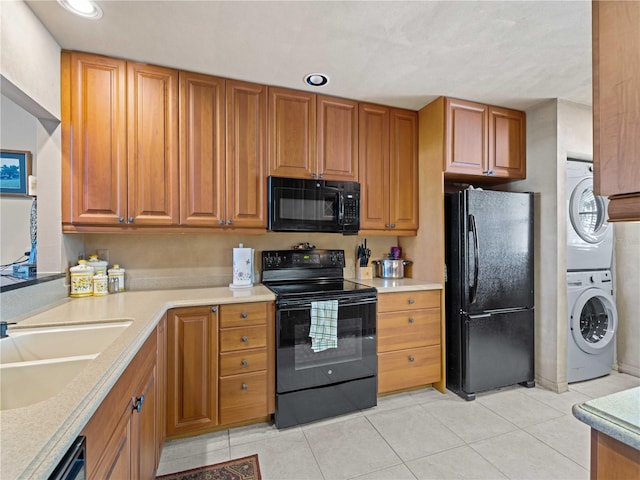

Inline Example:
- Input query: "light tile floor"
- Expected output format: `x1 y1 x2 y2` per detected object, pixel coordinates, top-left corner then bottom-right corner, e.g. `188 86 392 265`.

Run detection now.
157 371 640 480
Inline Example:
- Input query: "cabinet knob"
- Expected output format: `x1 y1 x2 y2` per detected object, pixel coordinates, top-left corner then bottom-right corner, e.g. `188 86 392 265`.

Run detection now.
241 359 248 367
241 336 248 342
408 356 415 362
219 220 225 225
227 220 233 225
132 394 145 412
311 172 317 179
391 224 396 228
241 383 248 390
483 170 490 174
118 217 125 223
408 298 415 305
385 224 391 228
128 217 134 223
241 312 248 319
211 306 218 313
318 173 324 179
408 317 415 324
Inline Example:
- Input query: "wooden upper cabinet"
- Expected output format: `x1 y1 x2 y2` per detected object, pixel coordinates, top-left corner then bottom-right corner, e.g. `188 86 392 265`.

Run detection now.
443 97 526 183
179 71 226 227
488 107 526 179
268 87 316 178
64 52 127 225
226 79 268 228
445 98 488 176
359 104 418 233
592 0 640 221
390 108 418 230
317 95 358 181
127 62 180 225
359 103 390 230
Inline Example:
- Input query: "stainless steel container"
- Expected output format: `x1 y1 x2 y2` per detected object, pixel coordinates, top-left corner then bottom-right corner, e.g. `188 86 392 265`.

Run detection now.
373 259 412 278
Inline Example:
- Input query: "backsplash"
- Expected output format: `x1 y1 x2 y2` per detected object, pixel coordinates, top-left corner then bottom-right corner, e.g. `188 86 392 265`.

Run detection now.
78 232 399 290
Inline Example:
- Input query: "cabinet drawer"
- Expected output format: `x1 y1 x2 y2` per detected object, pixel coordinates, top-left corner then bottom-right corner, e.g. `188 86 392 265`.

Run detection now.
219 348 268 376
378 290 440 313
220 302 268 328
219 371 268 425
378 309 440 352
378 345 441 394
220 326 267 352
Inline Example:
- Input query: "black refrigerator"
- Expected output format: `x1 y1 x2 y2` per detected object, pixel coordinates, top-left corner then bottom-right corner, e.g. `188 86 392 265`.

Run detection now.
445 189 535 401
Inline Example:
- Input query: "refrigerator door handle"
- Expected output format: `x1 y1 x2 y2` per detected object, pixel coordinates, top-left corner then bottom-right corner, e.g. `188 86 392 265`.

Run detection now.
469 213 479 304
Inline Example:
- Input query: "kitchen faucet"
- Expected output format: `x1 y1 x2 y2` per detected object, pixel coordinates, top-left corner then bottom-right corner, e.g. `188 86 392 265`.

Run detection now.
0 321 16 338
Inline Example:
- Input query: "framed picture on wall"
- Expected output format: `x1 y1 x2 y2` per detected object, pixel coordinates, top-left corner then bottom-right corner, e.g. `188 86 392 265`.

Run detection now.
0 150 32 196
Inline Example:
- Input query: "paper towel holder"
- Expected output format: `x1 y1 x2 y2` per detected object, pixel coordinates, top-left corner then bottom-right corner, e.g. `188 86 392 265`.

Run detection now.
229 243 254 289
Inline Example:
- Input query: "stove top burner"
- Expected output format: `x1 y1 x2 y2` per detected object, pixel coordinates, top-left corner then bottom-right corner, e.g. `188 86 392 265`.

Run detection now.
264 279 375 297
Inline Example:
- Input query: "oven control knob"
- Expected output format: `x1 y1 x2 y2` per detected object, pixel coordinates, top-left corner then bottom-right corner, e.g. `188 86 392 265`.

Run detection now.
327 369 333 375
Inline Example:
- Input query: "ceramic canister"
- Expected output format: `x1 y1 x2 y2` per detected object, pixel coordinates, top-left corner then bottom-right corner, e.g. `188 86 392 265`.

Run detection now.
108 264 125 292
93 273 108 296
88 254 108 276
70 260 94 297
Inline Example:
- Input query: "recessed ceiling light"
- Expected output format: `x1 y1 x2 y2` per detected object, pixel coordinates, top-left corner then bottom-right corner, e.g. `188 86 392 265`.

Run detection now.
304 73 329 87
57 0 103 19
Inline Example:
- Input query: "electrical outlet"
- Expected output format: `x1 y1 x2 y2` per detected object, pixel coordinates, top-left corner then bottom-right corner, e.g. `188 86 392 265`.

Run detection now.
97 249 110 263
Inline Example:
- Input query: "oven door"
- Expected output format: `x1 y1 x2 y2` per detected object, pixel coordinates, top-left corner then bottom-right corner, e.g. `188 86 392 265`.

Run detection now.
276 295 377 393
268 179 342 233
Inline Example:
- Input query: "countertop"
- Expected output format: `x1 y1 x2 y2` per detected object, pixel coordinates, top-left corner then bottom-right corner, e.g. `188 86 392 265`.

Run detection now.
0 286 275 480
350 277 442 293
0 279 441 479
572 386 640 451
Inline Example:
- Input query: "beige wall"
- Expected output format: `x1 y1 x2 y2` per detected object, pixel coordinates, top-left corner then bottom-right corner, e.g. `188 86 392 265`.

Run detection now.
614 222 640 377
79 233 397 290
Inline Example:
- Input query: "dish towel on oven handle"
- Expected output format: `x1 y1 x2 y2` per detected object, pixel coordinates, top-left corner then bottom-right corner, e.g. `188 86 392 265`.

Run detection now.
310 300 339 352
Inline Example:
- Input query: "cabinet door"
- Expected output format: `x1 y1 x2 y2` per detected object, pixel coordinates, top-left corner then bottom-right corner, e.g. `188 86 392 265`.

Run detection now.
488 107 526 179
359 103 390 230
389 108 418 230
155 316 166 464
268 87 316 178
593 0 640 220
67 52 127 225
89 409 132 480
166 306 218 437
226 80 268 228
179 72 226 226
132 364 158 480
127 62 179 225
317 95 358 181
445 98 487 176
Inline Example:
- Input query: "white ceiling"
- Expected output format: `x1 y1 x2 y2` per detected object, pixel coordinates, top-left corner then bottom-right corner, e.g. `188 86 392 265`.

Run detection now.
25 0 593 111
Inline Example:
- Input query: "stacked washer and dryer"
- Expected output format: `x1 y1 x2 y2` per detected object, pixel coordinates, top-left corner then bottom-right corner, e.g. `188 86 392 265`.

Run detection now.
566 159 617 383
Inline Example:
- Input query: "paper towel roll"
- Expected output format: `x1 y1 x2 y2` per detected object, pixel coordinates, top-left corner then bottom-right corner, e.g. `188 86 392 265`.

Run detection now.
231 245 253 288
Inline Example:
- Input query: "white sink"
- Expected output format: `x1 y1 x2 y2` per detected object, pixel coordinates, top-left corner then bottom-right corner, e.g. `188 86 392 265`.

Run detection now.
0 320 133 410
0 356 95 410
0 321 132 363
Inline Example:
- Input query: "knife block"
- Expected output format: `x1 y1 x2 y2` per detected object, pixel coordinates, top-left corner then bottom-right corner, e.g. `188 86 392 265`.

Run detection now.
355 265 373 280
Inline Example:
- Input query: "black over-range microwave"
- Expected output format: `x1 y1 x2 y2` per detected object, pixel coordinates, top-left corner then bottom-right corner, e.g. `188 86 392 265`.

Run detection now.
268 176 360 235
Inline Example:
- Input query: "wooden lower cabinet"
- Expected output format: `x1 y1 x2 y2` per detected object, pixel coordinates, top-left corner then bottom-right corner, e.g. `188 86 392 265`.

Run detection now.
82 325 160 479
165 302 275 440
377 290 442 394
590 429 640 480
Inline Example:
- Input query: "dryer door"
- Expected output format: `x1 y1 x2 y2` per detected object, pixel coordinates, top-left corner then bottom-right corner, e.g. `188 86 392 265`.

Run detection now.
570 288 617 354
569 178 609 244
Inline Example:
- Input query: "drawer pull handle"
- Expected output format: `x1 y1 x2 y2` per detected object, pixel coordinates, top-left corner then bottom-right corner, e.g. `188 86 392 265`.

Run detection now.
241 383 248 390
241 336 248 342
408 356 415 362
408 317 415 324
408 298 415 305
241 312 248 319
132 395 145 412
241 359 248 367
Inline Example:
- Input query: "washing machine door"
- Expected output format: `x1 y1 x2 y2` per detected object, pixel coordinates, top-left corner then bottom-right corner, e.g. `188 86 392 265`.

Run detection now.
569 178 609 244
570 288 617 355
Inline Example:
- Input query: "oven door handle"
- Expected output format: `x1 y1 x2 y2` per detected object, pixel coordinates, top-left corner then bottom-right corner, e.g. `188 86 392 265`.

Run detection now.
277 297 377 311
